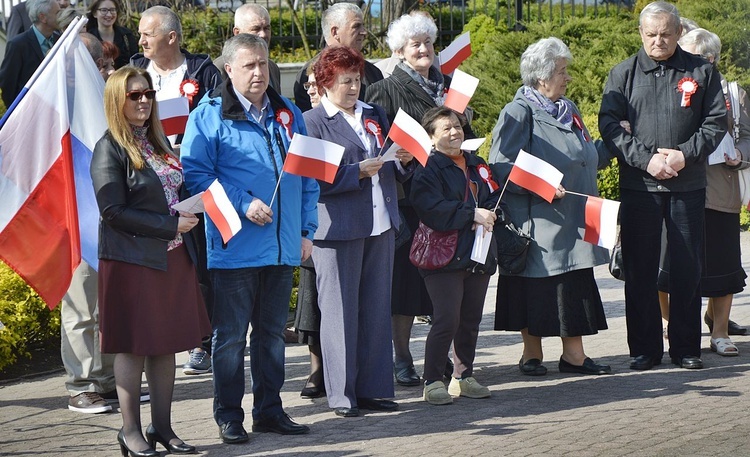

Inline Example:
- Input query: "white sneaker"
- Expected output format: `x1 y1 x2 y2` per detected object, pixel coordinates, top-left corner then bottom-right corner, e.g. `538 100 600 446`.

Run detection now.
447 377 490 399
423 381 453 405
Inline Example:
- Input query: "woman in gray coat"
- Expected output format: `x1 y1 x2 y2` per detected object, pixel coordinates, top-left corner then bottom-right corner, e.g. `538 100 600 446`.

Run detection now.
489 37 613 376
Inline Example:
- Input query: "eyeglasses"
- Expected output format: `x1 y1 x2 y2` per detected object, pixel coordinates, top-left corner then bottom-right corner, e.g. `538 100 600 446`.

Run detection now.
303 81 317 90
125 89 156 101
97 8 117 14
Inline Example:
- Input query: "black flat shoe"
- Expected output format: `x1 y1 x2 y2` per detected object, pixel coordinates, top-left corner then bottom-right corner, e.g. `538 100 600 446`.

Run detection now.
356 397 399 411
394 363 421 386
145 424 196 454
219 421 249 444
671 355 703 369
300 375 326 398
252 412 310 435
630 355 662 371
117 429 158 457
334 407 359 417
559 357 612 375
705 313 747 335
519 357 547 376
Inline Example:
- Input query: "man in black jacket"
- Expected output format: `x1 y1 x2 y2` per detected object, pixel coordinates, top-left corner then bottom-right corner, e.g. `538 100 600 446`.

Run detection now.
131 5 221 376
599 1 727 371
293 2 382 112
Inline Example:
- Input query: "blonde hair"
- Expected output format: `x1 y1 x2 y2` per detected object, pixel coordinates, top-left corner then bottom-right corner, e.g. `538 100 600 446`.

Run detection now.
103 66 172 170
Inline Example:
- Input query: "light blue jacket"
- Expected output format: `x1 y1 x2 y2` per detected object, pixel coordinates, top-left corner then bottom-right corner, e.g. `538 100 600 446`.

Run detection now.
181 80 319 269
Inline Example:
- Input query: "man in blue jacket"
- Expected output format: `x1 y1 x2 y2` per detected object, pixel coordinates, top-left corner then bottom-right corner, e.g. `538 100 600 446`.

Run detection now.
181 33 319 444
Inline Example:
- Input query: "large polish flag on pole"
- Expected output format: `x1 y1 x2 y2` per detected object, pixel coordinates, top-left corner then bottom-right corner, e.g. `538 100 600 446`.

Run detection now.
439 32 471 75
0 17 105 308
507 149 564 203
583 196 620 249
387 108 432 167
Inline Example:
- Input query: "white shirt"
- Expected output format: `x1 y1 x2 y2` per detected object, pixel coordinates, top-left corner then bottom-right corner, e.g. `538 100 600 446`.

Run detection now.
147 59 188 147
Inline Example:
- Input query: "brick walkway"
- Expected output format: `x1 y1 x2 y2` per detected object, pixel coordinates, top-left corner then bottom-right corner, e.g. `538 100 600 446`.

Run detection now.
2 235 750 456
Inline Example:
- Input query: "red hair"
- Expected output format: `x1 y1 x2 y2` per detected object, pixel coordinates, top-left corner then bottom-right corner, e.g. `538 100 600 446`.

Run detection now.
312 46 365 93
101 40 120 61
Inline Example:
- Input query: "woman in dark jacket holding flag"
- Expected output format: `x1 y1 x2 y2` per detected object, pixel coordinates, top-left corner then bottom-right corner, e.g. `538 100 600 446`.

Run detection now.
488 37 613 377
411 106 503 405
302 46 415 418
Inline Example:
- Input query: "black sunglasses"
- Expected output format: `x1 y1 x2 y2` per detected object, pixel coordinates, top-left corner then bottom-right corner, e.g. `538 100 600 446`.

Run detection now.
125 89 157 101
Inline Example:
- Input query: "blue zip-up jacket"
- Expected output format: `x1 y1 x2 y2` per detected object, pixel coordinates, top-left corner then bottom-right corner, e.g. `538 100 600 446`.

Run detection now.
180 79 319 269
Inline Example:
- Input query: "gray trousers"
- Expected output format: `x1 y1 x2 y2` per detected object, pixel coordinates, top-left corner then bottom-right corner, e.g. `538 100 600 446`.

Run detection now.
313 230 395 409
61 261 115 395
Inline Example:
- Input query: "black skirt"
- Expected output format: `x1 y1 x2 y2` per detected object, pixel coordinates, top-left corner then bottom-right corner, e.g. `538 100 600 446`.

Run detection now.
294 260 321 345
658 209 746 297
391 205 433 316
495 268 608 337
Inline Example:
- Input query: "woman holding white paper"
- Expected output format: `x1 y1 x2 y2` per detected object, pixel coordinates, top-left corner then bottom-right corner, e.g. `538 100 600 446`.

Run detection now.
488 37 613 377
410 106 503 405
302 46 415 418
90 66 210 455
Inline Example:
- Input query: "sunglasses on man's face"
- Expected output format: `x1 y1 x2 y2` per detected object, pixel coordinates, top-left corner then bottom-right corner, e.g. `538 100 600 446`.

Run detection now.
125 89 157 101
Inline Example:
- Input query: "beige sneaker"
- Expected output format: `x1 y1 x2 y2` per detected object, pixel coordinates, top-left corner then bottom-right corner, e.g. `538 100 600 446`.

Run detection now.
447 377 491 399
423 381 453 405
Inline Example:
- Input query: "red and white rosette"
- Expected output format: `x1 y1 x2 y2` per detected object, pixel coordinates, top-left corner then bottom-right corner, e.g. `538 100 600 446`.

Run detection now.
364 118 385 149
276 108 294 142
476 164 499 192
180 79 200 105
572 113 590 142
677 77 698 107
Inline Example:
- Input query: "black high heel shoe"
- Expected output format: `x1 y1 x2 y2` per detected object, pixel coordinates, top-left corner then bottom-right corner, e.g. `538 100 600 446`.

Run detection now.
117 429 158 457
146 424 197 454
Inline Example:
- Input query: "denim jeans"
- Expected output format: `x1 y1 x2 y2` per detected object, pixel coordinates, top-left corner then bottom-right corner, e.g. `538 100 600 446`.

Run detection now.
620 189 705 359
210 265 293 425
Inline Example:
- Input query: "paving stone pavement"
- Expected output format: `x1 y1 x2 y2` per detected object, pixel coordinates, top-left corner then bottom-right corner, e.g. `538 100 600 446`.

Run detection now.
3 235 750 457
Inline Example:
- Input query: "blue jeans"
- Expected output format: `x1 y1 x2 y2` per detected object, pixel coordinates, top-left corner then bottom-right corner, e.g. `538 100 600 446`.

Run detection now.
210 265 293 425
620 189 705 359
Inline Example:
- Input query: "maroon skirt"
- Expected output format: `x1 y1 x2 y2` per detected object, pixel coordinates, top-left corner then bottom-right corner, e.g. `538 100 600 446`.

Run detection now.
98 243 211 356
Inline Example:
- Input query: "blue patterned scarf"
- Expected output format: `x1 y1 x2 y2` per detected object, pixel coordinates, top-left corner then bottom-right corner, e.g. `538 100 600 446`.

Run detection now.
522 85 574 129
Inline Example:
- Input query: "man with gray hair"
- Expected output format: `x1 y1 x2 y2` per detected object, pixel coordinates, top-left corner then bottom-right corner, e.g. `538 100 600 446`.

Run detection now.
0 0 60 106
181 33 319 444
599 1 727 371
293 2 383 112
131 5 221 377
214 3 281 92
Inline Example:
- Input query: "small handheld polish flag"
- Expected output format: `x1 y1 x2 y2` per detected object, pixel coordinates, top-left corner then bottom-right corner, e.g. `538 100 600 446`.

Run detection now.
201 179 242 244
387 109 432 167
282 134 345 184
439 32 472 75
507 150 564 203
583 196 621 250
444 69 479 113
158 97 190 136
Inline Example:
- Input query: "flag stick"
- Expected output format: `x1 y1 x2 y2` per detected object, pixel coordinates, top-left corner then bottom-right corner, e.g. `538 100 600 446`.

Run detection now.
269 170 285 208
562 190 592 198
492 176 511 212
376 132 391 159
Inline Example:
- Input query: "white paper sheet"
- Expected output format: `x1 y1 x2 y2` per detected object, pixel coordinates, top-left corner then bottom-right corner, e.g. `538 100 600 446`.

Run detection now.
470 225 493 264
171 192 205 213
379 143 401 162
708 132 737 165
461 137 486 152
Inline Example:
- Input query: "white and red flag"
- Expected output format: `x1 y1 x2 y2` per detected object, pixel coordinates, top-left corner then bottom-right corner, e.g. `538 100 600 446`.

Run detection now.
444 69 479 113
439 32 471 75
0 17 105 308
282 133 345 184
583 196 620 250
201 179 242 244
507 149 564 203
158 97 190 136
387 108 432 167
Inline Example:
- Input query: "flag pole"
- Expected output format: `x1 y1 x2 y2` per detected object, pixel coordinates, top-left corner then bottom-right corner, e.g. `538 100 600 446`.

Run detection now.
562 190 592 198
269 170 285 208
492 175 511 213
376 132 391 159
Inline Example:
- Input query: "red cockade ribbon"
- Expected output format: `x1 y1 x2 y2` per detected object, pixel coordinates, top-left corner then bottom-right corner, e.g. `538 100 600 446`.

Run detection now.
180 79 200 105
364 118 385 149
476 164 499 192
678 77 698 107
572 113 590 142
276 108 294 142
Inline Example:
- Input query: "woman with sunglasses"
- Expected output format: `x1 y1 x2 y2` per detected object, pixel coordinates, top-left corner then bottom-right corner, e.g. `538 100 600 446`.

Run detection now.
91 66 210 457
87 0 137 69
